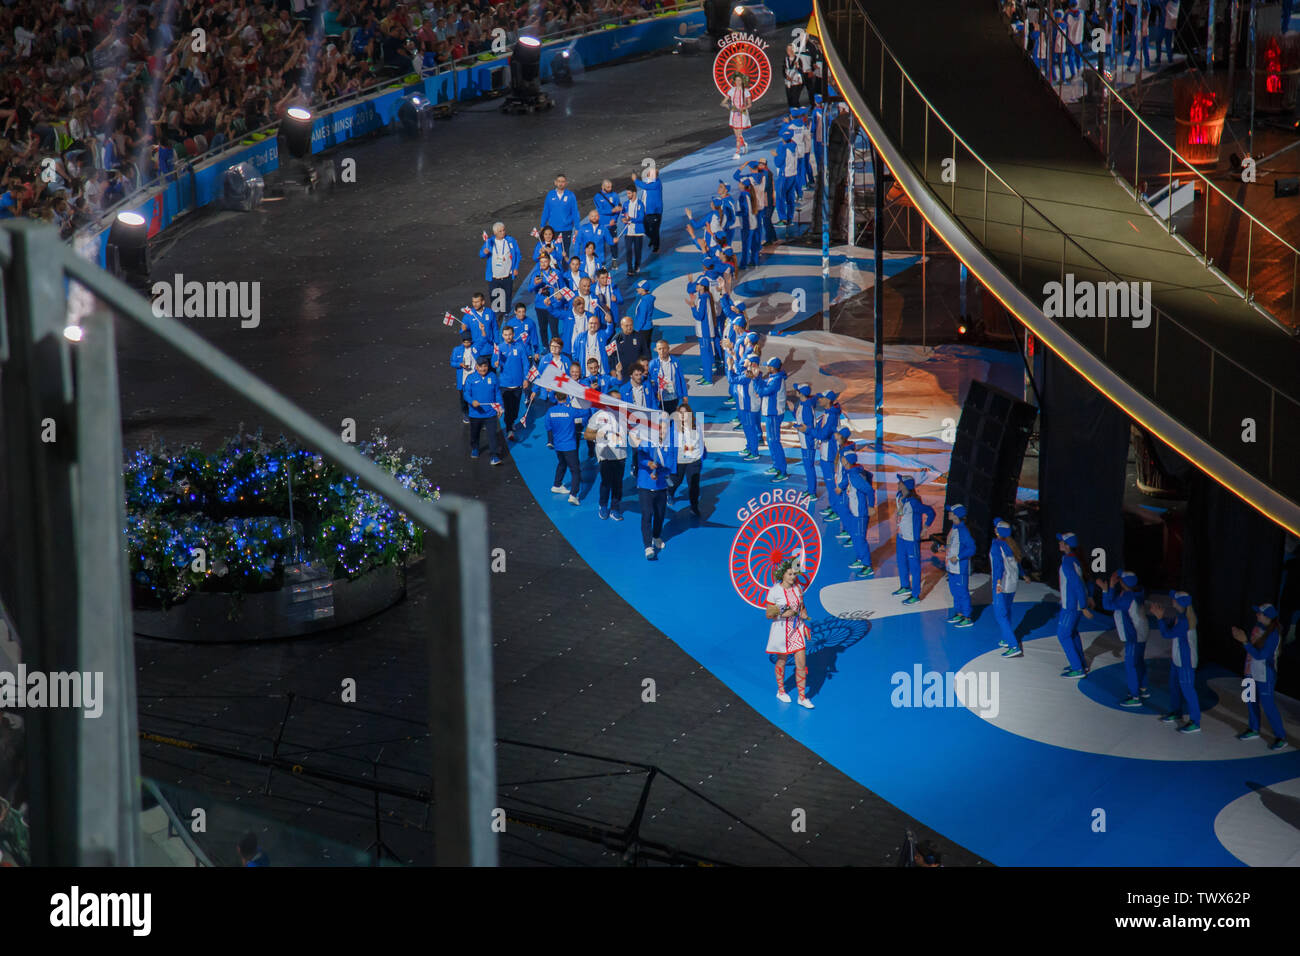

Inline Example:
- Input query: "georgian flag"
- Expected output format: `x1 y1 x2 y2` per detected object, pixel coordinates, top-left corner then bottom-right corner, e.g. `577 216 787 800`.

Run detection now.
556 286 575 302
491 403 504 415
526 365 540 383
604 339 618 356
535 364 660 430
443 311 460 327
530 227 541 239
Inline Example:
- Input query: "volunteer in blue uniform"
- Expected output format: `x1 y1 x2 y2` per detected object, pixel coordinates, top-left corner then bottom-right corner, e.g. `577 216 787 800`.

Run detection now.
729 355 763 460
1099 569 1149 707
842 451 876 578
755 357 789 481
637 416 677 560
495 324 531 441
1055 531 1092 678
991 519 1023 657
464 353 505 465
892 476 935 605
791 383 819 499
943 504 976 627
633 165 665 254
547 393 590 505
1233 603 1287 749
540 173 580 251
1151 591 1200 733
479 221 521 313
451 330 476 423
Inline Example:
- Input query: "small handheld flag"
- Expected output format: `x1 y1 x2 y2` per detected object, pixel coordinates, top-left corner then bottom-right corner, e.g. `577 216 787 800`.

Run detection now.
605 340 618 356
530 227 541 239
482 230 488 241
526 366 540 383
443 312 460 327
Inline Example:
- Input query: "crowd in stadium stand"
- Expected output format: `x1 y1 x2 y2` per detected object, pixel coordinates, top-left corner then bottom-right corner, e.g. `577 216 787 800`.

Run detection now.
1 0 679 239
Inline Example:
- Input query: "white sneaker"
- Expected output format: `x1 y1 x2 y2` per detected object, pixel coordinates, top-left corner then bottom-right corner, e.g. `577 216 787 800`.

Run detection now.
797 697 814 709
645 547 656 560
568 495 580 505
550 485 567 494
776 691 791 703
653 537 665 550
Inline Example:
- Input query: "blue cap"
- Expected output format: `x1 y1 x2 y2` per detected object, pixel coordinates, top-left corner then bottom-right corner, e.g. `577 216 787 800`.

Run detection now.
1057 531 1078 547
1172 591 1192 608
1254 603 1279 621
734 316 747 328
781 127 794 141
843 451 858 464
1012 20 1024 31
949 503 967 518
900 476 915 490
795 383 811 396
717 179 729 190
837 426 851 438
823 390 838 402
814 94 823 104
1052 8 1063 17
746 331 759 342
1120 570 1139 588
635 279 649 291
766 357 781 368
703 256 717 268
994 519 1012 536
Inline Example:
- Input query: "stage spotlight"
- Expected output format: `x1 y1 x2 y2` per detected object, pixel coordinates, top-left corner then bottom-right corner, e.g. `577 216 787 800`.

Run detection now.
503 35 553 112
221 161 265 211
957 323 968 336
397 91 436 135
551 49 573 85
107 210 149 288
63 322 83 343
281 106 313 159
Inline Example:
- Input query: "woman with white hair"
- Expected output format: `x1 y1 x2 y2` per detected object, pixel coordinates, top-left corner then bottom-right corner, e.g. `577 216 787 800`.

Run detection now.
766 559 814 708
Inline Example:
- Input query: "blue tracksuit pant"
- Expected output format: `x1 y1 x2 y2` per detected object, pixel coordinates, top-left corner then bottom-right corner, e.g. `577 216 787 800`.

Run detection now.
948 569 971 617
764 416 787 474
898 538 922 595
1057 608 1086 671
740 411 761 457
1123 640 1148 698
1248 678 1287 739
801 450 818 497
1169 664 1199 723
994 592 1018 649
849 511 872 567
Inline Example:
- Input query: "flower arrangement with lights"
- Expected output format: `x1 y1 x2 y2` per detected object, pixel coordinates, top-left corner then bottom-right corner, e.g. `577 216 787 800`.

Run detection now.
125 429 441 609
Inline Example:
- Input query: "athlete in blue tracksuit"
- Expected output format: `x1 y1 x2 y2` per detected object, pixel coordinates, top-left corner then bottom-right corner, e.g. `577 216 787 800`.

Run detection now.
730 355 762 459
792 384 819 498
735 176 762 268
463 353 505 464
459 295 498 355
632 279 657 338
943 504 977 626
991 519 1023 657
1100 569 1150 706
593 180 623 260
892 476 936 604
755 357 789 481
495 328 531 437
1234 603 1288 749
451 331 476 422
540 179 580 248
574 211 612 268
1055 531 1091 678
687 277 723 384
1065 0 1084 75
570 315 614 376
633 168 665 254
736 157 778 244
1153 590 1200 733
841 451 876 577
774 126 800 224
547 394 591 502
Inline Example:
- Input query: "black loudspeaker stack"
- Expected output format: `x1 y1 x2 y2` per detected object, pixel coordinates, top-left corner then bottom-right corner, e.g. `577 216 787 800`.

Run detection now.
944 381 1038 571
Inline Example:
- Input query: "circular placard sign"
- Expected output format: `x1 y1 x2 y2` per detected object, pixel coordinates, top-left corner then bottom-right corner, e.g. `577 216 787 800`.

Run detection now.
730 502 822 608
713 38 772 101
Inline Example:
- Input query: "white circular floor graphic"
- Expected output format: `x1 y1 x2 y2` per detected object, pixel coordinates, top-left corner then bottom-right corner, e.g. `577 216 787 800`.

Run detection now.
962 630 1300 762
1215 778 1300 866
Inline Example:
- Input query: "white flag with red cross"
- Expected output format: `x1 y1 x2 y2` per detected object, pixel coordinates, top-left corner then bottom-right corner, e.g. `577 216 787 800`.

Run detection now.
535 364 661 427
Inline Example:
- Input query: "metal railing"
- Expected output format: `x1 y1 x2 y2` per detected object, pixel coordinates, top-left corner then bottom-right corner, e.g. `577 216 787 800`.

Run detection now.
1034 12 1300 331
0 220 496 864
75 2 704 241
818 0 1300 520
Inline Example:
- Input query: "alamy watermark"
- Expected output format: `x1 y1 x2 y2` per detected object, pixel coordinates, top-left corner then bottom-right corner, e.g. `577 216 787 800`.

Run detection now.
891 664 999 718
0 666 103 719
151 273 261 328
1042 274 1152 329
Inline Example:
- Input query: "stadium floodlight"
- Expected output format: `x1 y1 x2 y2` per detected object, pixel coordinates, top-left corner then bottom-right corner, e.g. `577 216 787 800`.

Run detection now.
397 91 436 135
503 35 553 112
